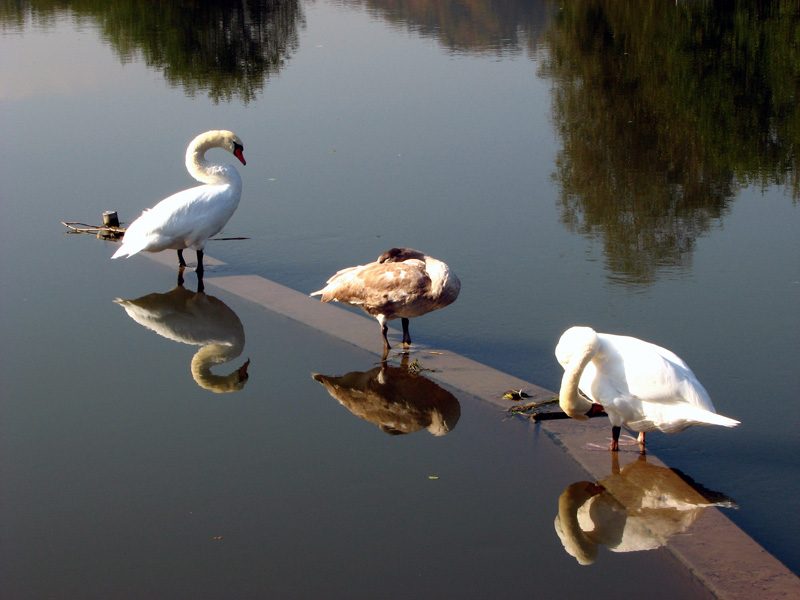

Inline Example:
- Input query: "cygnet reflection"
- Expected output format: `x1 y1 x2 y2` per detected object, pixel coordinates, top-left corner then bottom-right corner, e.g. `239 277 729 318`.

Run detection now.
114 276 250 393
312 355 461 435
554 453 736 565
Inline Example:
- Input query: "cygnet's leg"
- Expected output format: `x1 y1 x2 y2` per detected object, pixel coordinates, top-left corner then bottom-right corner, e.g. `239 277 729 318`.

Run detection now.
610 426 621 452
177 249 187 268
378 315 391 355
401 318 412 346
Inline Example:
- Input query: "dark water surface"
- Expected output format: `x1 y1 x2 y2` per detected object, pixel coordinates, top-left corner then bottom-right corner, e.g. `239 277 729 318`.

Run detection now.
1 0 798 592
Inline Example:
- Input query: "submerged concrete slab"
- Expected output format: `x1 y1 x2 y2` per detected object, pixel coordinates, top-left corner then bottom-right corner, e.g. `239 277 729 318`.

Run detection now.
146 251 800 600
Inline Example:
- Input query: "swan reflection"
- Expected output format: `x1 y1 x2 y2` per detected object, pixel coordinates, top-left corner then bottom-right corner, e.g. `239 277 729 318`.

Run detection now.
312 356 460 436
554 454 735 565
114 275 249 393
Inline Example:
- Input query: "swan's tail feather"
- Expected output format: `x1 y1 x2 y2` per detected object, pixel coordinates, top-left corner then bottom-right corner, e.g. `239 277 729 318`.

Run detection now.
111 244 137 259
701 412 741 428
111 233 152 259
309 288 342 303
669 405 741 430
310 266 369 302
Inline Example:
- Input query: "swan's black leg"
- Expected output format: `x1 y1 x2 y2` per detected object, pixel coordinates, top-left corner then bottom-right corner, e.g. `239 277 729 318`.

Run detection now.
177 269 185 288
197 269 205 294
177 249 187 268
196 250 204 274
610 426 621 452
401 318 411 346
381 322 391 355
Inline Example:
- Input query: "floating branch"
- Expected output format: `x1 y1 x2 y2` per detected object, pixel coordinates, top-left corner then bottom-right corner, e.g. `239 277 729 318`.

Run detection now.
62 211 248 242
504 397 559 418
406 358 438 375
62 221 126 234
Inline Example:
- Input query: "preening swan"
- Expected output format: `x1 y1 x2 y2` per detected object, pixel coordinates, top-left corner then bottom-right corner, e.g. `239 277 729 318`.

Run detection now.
111 130 246 273
310 248 461 355
555 326 739 451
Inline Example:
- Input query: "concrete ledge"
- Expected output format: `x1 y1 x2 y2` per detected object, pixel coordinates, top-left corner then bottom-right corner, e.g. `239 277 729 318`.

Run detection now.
145 252 800 599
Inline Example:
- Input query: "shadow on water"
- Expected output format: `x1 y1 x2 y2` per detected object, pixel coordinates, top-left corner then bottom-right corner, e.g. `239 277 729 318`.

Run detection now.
3 0 304 103
312 353 461 436
540 0 799 287
114 271 251 393
554 453 737 565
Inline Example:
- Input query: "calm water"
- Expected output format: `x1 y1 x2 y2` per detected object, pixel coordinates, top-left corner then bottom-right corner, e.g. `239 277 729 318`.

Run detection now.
1 0 798 593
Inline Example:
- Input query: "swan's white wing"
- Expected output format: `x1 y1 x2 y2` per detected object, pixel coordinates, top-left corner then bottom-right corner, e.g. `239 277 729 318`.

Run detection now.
594 334 709 406
113 183 239 257
589 334 739 431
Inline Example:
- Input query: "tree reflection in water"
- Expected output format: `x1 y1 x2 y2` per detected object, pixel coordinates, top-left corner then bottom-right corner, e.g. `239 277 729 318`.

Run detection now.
541 0 798 286
3 0 304 103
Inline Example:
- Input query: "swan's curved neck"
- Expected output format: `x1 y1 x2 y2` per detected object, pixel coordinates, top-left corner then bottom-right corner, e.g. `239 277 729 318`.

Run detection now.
185 134 241 186
559 331 599 420
556 482 600 565
191 344 247 393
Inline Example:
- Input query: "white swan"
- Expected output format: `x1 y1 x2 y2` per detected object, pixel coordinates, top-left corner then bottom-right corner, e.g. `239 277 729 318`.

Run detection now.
111 130 246 272
555 326 739 451
114 279 249 393
310 248 461 355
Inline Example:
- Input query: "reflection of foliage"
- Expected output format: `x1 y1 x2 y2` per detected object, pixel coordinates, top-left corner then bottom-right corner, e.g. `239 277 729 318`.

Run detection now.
344 0 552 56
5 0 303 103
542 0 799 285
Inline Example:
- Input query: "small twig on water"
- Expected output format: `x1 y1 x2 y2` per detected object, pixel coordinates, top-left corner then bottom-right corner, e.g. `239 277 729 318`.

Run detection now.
62 221 248 240
407 358 437 375
502 389 532 401
504 397 559 418
62 221 126 234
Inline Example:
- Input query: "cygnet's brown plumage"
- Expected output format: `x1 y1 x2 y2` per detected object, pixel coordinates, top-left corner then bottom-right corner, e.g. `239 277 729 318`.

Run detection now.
310 248 460 354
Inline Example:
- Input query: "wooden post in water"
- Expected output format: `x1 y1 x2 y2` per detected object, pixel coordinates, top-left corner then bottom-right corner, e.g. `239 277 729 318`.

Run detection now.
98 210 123 240
103 211 120 228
